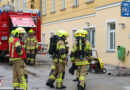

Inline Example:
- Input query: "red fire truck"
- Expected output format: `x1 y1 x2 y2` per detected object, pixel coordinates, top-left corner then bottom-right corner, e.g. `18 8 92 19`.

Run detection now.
0 6 41 57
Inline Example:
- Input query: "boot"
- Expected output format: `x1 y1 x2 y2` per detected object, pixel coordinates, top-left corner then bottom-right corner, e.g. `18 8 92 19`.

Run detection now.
78 86 84 90
46 79 55 88
56 85 66 89
73 78 79 82
14 88 19 90
49 70 54 76
25 74 28 83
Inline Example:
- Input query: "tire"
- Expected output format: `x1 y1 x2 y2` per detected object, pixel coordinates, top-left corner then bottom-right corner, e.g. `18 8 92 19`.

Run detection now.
102 68 107 73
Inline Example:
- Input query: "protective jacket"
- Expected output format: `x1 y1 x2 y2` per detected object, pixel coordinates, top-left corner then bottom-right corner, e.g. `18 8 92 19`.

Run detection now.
24 35 38 50
70 40 93 65
9 38 26 61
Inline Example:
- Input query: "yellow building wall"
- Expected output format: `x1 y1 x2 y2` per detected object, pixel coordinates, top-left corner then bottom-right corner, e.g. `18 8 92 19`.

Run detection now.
42 1 130 68
95 0 123 7
42 0 123 24
42 15 96 52
43 0 95 24
95 5 130 68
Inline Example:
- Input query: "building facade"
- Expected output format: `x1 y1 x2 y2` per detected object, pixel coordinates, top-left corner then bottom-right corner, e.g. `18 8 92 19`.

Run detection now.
42 0 130 68
0 0 40 11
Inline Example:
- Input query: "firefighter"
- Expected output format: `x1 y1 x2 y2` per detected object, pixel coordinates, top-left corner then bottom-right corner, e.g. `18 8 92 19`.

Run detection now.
24 29 38 65
73 30 89 82
9 27 27 90
46 30 69 89
70 29 93 90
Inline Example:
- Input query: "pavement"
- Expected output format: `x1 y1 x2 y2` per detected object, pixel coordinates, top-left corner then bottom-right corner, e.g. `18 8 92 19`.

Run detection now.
0 54 130 90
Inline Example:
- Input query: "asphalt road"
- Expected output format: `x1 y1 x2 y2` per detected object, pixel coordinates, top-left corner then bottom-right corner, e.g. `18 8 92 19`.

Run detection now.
0 55 130 90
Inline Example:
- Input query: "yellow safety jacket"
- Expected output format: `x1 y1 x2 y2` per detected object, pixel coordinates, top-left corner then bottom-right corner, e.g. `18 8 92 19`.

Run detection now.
71 40 93 65
53 40 67 63
24 35 38 50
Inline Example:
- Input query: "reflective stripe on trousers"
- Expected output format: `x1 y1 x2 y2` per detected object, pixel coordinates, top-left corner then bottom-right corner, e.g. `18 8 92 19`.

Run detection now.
20 75 27 90
54 58 63 62
50 75 56 80
56 72 63 88
13 83 20 87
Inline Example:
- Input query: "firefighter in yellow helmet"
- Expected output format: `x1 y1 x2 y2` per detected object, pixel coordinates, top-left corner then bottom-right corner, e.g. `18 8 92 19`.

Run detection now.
9 27 27 90
70 29 93 90
46 30 69 89
24 29 38 65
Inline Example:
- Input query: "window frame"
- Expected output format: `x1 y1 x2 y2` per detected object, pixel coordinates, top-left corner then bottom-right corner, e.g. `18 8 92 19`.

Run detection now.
42 33 46 45
72 28 78 45
50 32 54 37
61 0 66 10
73 0 79 6
17 0 20 10
22 0 26 10
51 0 55 13
106 19 117 52
43 0 47 15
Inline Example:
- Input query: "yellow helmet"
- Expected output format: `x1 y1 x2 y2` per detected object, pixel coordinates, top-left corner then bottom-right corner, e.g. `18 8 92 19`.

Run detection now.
11 30 15 36
29 29 34 34
83 30 88 36
15 27 26 37
56 30 69 38
74 29 86 38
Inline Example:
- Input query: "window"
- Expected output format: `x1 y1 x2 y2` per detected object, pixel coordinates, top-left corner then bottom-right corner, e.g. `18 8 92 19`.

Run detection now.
42 33 45 45
22 0 26 10
31 0 34 3
107 22 116 51
17 0 19 9
87 0 94 2
52 0 55 12
87 29 95 48
43 0 46 15
12 0 15 8
31 4 34 9
72 29 77 44
12 0 14 5
50 32 54 37
61 0 66 9
74 0 79 6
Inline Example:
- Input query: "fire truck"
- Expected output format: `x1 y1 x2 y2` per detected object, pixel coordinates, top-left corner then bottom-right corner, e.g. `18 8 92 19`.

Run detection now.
0 5 41 57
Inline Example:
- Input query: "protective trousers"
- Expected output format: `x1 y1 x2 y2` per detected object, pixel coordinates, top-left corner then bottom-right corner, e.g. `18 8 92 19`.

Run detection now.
26 49 36 64
77 65 88 88
49 62 65 88
12 59 27 90
49 61 56 75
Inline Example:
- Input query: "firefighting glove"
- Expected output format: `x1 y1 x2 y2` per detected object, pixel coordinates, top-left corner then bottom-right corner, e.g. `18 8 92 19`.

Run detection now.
69 63 77 75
